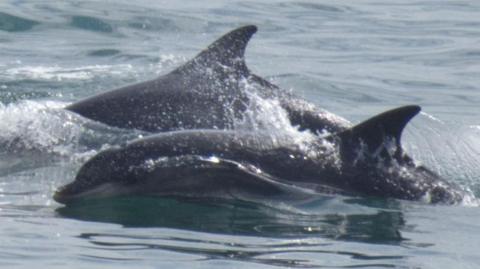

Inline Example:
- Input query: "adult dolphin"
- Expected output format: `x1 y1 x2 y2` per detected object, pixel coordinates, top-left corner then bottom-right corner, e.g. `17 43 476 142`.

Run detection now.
54 106 468 205
66 25 349 134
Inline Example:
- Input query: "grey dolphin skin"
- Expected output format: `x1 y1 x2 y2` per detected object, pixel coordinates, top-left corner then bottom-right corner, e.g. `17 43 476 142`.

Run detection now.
66 25 348 134
54 106 467 205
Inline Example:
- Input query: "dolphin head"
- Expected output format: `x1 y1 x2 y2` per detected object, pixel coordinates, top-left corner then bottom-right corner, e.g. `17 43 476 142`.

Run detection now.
54 147 136 204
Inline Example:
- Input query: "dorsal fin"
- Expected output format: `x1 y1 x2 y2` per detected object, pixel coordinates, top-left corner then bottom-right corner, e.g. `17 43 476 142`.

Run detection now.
179 25 257 74
336 105 421 160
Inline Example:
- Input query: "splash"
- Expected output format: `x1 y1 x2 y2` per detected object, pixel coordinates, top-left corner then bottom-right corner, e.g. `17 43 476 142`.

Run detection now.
404 114 480 202
0 100 138 160
233 78 317 142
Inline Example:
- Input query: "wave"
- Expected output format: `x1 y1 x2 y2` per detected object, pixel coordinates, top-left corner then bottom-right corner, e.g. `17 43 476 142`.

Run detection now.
0 11 39 32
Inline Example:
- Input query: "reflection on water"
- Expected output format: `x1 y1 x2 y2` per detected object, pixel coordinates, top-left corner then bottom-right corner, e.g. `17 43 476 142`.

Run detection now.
56 196 410 268
79 232 406 268
56 197 406 242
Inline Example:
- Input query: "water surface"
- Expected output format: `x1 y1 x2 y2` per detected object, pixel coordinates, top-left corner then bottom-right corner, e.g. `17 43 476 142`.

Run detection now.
1 0 480 268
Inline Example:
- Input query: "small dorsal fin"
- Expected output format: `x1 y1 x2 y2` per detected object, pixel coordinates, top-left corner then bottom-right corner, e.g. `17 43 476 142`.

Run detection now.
336 105 421 159
180 25 257 73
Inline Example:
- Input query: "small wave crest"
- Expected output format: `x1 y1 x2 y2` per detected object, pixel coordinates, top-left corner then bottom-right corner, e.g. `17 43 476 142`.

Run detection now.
2 64 134 81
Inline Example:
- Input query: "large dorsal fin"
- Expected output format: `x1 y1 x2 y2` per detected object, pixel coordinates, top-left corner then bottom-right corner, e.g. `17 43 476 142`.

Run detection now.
178 25 257 74
336 105 421 160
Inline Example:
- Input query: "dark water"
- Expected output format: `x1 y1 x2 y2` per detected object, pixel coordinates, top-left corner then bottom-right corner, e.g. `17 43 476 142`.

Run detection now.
1 0 480 268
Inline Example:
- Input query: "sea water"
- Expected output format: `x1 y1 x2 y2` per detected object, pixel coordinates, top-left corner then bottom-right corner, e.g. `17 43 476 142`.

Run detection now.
1 0 480 268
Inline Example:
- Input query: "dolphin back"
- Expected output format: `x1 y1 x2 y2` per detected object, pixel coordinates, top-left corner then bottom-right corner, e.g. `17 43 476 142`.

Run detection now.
66 26 260 132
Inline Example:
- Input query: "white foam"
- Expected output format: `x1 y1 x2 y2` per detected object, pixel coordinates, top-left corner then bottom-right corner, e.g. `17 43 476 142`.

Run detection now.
0 100 85 160
460 193 480 207
3 64 134 81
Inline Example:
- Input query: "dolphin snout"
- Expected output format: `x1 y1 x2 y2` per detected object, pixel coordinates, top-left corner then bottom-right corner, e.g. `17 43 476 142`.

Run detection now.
53 183 77 204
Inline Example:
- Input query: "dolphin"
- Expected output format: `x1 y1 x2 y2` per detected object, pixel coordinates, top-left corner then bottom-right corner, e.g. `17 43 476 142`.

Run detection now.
54 105 467 205
66 25 349 134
